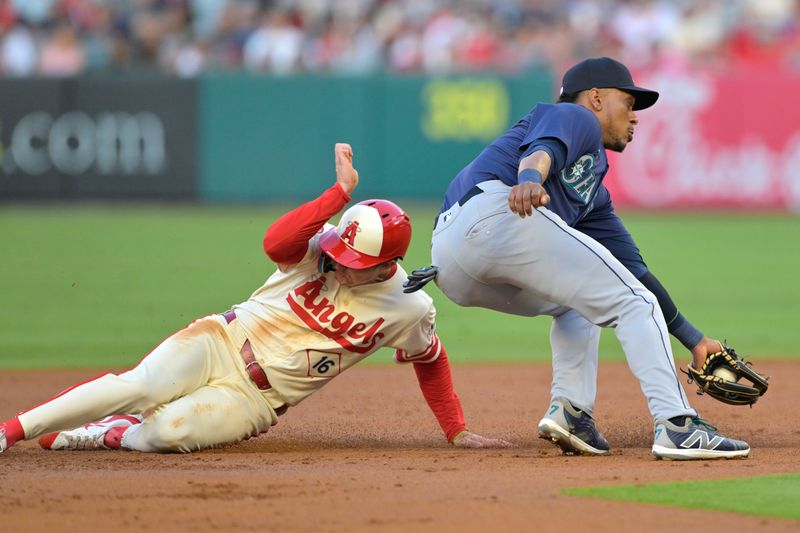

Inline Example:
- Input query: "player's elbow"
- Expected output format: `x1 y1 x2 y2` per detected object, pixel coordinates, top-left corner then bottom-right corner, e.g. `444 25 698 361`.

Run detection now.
262 232 290 263
262 233 280 261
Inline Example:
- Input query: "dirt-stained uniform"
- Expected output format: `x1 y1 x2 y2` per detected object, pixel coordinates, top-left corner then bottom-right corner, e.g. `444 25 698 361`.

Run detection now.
1 161 510 453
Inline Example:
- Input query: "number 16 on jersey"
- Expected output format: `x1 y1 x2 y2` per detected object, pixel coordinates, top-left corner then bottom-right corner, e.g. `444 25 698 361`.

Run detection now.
307 350 342 377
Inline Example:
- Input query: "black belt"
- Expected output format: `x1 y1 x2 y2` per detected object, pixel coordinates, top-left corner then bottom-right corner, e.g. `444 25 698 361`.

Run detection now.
457 184 485 207
222 310 288 416
434 184 484 230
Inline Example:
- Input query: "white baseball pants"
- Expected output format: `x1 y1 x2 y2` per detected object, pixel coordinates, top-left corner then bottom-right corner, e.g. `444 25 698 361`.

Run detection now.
18 315 284 452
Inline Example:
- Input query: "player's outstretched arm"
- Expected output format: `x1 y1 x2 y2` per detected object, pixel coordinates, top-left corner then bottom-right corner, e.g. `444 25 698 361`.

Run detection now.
262 143 356 266
408 344 512 448
334 143 358 196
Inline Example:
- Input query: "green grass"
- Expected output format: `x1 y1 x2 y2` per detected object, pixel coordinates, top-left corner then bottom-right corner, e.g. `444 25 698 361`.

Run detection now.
564 473 800 521
1 204 798 368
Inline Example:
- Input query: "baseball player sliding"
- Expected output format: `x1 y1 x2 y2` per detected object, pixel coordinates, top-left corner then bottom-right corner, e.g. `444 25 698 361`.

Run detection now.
0 144 510 454
419 57 750 460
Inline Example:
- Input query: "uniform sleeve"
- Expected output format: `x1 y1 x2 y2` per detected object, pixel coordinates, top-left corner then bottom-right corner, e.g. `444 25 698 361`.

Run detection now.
524 137 567 179
292 223 337 273
393 303 441 364
263 183 351 265
521 104 601 172
575 187 648 277
412 346 467 442
391 294 466 441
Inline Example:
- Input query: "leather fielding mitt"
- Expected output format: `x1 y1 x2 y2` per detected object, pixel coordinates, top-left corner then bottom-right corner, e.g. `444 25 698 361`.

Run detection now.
682 344 769 406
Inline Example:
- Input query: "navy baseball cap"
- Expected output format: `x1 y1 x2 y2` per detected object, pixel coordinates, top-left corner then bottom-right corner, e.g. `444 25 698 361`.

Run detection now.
561 57 659 111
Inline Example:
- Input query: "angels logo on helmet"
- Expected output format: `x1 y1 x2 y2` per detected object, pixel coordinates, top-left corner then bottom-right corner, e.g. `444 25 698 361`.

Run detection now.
340 220 360 245
319 199 412 269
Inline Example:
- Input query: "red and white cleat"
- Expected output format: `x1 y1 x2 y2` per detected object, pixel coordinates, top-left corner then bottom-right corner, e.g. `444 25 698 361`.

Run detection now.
39 414 142 451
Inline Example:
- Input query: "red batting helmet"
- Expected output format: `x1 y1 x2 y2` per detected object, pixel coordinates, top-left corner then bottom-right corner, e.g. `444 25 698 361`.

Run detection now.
319 199 412 269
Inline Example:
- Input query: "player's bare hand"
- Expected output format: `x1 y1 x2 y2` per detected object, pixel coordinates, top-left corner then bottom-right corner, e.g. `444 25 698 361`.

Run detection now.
334 143 359 195
452 430 513 449
508 182 550 218
690 336 724 369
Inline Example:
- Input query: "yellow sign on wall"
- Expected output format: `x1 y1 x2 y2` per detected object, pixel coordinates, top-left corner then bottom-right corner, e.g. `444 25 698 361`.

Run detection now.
421 78 510 142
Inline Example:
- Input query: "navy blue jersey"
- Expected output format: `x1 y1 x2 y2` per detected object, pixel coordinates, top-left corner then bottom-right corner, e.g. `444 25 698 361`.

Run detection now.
441 103 608 227
574 184 648 278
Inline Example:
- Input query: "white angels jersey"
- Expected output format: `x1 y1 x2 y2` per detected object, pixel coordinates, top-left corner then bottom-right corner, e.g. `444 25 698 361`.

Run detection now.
232 224 440 406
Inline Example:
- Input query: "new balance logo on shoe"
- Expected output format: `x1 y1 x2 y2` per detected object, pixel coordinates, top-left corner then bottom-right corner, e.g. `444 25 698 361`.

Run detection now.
652 417 749 460
680 430 723 450
548 404 558 415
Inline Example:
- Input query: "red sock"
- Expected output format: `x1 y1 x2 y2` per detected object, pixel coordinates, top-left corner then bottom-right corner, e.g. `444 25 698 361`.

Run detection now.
1 417 25 448
103 426 128 449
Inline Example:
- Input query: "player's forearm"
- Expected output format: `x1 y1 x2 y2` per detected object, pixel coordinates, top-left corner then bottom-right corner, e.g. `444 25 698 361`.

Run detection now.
637 271 704 350
262 183 351 264
517 150 552 184
412 348 467 442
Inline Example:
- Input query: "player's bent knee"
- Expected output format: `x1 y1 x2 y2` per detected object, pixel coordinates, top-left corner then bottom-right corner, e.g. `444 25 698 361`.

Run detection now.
143 415 242 453
144 419 200 453
617 289 661 323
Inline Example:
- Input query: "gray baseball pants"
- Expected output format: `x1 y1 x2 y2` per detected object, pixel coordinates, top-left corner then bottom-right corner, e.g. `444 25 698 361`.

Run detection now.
431 180 696 421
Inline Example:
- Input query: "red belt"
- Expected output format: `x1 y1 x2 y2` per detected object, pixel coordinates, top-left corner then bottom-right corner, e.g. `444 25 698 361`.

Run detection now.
222 309 271 390
222 311 288 415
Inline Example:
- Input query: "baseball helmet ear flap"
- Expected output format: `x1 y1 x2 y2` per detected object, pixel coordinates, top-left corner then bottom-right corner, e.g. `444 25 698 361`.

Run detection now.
319 199 412 269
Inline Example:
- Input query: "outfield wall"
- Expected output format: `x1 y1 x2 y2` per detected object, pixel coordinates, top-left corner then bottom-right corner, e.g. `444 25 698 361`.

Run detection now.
0 73 552 202
2 67 800 210
200 74 552 201
0 78 197 200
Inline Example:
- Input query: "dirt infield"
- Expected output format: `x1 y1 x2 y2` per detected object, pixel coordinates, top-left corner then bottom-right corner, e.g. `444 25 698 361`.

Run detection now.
1 360 797 532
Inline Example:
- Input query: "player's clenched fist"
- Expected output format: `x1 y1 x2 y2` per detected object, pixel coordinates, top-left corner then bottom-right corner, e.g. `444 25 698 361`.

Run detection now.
508 182 550 218
334 143 359 196
452 430 513 448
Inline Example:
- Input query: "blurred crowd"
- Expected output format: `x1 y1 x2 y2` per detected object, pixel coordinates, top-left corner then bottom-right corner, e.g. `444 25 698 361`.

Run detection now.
1 0 799 78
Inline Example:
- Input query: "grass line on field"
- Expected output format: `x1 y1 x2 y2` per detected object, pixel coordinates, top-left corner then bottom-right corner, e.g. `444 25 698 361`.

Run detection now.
563 473 800 521
1 205 799 368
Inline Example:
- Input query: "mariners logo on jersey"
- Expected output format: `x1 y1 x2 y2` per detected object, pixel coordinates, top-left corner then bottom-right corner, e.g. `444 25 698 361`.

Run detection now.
559 152 598 203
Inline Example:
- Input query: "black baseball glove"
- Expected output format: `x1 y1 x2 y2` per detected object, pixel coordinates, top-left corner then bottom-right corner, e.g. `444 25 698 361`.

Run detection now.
682 344 769 406
403 265 439 293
